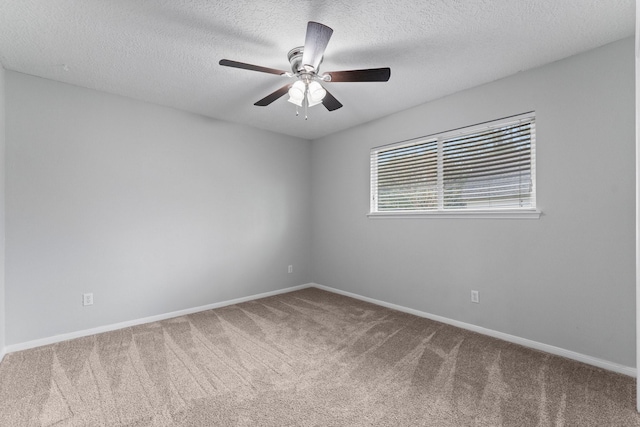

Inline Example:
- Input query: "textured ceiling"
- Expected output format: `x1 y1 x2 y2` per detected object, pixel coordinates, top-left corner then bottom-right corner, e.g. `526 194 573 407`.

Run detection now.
0 0 634 140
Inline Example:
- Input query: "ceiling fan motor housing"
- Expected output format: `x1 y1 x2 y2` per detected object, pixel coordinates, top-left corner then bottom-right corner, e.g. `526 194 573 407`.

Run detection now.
288 46 322 74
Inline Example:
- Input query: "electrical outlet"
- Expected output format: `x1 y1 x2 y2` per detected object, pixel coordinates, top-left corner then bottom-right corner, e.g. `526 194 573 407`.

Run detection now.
288 265 293 274
83 293 94 306
471 290 480 304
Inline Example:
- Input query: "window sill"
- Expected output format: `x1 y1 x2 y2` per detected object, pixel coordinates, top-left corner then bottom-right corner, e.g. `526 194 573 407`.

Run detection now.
367 210 542 220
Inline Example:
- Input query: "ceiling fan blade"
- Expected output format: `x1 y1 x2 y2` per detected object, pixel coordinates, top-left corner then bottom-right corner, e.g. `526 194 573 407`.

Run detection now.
301 22 333 71
325 68 391 82
254 84 291 106
219 59 287 76
322 89 343 111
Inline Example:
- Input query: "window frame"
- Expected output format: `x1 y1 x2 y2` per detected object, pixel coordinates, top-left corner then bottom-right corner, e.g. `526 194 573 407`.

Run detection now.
368 112 541 219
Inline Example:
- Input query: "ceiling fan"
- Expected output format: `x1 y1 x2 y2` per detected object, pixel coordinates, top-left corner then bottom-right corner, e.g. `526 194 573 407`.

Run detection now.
219 21 391 119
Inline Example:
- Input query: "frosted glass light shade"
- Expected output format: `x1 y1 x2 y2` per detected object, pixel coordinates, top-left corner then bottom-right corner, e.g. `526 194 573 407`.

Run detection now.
307 81 326 107
287 81 306 107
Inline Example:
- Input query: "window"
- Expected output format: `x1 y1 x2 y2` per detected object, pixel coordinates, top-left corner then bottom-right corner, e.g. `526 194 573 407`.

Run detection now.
369 112 539 218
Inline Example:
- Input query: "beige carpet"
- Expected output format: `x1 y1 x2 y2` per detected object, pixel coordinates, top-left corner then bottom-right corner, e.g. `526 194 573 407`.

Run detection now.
0 287 638 426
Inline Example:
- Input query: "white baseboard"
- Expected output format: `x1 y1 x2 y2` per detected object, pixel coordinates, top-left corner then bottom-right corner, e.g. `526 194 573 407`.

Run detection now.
5 283 313 354
311 283 637 378
4 282 636 378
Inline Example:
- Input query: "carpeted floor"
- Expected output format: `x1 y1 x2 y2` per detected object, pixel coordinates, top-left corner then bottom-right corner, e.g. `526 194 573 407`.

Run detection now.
0 287 638 426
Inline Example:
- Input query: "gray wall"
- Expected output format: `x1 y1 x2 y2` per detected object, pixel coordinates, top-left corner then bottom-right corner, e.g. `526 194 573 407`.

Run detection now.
2 38 635 370
0 66 5 356
5 72 312 344
311 37 635 367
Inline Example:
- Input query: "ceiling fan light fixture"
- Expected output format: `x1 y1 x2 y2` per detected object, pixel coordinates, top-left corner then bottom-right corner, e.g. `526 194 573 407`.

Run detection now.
307 80 327 106
287 80 306 106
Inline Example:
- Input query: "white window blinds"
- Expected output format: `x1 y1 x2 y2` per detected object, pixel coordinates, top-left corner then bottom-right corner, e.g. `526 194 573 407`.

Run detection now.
370 113 536 214
374 138 438 211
